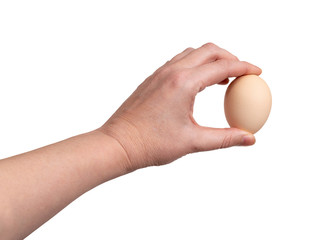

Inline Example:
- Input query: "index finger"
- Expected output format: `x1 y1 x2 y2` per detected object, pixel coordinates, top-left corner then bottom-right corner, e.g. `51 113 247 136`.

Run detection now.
191 59 262 91
173 43 239 69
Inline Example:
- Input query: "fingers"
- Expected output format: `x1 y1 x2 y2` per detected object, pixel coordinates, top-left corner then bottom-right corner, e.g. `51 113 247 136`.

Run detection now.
153 47 195 75
193 127 255 152
191 59 262 91
169 47 195 64
155 43 262 92
218 78 230 85
173 42 239 68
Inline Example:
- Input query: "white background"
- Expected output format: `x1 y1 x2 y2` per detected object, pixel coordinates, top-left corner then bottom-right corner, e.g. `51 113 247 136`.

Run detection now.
1 0 330 239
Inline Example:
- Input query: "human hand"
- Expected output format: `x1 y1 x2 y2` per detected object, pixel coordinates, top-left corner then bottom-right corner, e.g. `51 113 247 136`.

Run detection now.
99 43 262 172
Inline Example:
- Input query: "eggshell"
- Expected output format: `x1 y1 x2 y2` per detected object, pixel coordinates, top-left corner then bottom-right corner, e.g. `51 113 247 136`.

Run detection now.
224 75 272 134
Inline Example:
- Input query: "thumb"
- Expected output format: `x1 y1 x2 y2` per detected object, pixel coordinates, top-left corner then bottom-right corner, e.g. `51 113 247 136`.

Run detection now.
193 127 255 152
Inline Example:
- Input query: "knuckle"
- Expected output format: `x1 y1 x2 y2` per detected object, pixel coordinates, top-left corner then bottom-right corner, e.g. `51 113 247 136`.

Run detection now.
217 59 229 70
220 135 233 149
240 61 249 72
154 65 171 78
168 69 188 87
233 55 240 61
219 58 228 66
202 42 217 51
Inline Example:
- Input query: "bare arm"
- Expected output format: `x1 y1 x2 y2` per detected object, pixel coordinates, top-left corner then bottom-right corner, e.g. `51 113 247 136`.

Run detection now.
0 43 261 239
0 131 128 239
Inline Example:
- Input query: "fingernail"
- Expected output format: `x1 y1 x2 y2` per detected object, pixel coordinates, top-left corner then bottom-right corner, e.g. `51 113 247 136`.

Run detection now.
240 134 255 146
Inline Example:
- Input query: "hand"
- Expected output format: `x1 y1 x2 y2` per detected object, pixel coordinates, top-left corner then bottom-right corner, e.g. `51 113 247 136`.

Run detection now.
99 43 262 172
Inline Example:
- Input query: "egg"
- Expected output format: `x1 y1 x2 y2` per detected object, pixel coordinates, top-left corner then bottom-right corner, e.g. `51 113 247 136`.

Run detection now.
224 75 272 134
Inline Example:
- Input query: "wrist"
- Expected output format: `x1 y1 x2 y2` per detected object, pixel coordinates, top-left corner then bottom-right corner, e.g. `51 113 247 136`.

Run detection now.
92 128 132 180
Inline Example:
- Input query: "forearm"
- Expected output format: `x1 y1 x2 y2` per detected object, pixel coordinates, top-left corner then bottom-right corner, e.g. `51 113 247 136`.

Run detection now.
0 129 127 239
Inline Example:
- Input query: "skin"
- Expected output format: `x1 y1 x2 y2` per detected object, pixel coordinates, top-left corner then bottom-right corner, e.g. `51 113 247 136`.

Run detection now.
0 43 261 239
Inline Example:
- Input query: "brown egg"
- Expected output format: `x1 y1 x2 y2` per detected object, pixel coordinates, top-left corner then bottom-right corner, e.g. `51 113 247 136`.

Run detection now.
224 75 272 134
